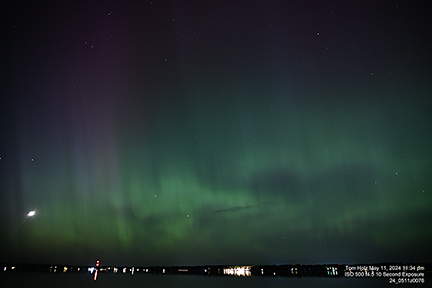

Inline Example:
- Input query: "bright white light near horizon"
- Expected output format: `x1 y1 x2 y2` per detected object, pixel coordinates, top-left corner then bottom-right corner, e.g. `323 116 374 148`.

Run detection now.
223 267 251 276
28 210 36 217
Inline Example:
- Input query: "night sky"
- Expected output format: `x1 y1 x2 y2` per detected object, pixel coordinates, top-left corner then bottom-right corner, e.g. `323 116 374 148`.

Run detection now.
1 0 431 266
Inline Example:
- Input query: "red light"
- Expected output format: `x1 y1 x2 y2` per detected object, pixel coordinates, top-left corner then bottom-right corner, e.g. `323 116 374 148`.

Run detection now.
94 260 100 281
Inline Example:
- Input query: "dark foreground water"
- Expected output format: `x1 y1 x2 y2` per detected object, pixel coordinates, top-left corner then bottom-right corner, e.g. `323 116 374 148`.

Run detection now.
0 272 390 288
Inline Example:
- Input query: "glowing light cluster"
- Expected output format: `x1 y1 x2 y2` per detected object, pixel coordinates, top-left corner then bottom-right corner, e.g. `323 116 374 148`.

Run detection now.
223 266 251 276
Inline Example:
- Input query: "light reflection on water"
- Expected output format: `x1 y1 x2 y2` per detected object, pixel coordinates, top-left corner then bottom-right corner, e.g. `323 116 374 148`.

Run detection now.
1 272 389 288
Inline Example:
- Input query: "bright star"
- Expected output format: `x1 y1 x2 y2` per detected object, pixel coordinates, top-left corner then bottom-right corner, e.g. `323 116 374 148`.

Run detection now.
28 210 36 217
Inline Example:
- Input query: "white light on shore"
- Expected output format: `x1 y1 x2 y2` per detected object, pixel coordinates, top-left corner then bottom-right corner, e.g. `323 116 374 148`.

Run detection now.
28 210 36 217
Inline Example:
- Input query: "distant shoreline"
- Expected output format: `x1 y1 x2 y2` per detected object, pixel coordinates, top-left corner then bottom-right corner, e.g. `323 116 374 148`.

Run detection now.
2 262 430 278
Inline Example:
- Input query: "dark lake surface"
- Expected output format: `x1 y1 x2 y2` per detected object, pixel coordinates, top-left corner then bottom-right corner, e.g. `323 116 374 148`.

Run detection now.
1 272 390 288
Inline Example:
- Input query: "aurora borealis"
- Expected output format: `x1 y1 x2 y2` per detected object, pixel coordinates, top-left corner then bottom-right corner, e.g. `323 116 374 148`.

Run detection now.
1 0 431 266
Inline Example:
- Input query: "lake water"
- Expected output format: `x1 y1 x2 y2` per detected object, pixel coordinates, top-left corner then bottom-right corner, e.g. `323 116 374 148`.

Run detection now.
1 272 390 288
